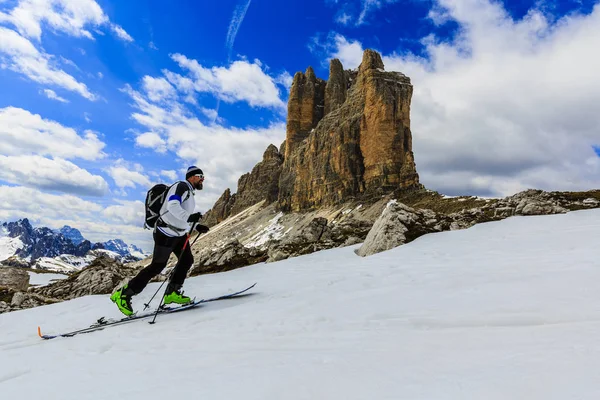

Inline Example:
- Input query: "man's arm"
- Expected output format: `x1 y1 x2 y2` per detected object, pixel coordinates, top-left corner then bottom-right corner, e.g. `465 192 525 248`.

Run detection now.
165 182 192 222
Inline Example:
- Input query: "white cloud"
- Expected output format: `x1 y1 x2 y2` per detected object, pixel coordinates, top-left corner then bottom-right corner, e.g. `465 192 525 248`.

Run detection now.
275 71 293 91
142 76 177 103
0 155 109 196
97 71 103 79
160 170 177 181
336 12 353 25
83 112 92 123
102 199 145 226
135 131 167 153
149 41 158 50
110 23 133 42
0 0 133 42
41 88 68 103
169 54 286 109
0 0 107 41
107 160 152 189
0 27 95 99
322 1 600 196
0 107 105 160
123 84 286 211
0 185 153 252
328 0 400 26
226 0 252 58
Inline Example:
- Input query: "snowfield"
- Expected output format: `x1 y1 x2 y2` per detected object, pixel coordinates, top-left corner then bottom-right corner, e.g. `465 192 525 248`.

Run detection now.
1 209 600 399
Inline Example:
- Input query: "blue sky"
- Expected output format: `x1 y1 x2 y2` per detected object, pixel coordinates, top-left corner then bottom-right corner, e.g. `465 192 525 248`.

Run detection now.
0 0 599 251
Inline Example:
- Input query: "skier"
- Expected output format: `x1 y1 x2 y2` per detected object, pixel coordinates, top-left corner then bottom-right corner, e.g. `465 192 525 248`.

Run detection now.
111 166 210 316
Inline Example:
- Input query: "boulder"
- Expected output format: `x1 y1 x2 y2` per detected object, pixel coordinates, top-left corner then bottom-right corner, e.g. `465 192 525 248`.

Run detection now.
356 201 440 257
0 267 29 291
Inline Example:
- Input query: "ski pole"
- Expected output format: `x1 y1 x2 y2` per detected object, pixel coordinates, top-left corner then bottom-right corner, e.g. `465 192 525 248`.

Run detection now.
142 231 204 310
149 222 200 324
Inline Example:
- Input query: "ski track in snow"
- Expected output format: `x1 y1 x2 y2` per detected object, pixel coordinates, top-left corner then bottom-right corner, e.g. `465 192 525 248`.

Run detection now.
1 209 600 399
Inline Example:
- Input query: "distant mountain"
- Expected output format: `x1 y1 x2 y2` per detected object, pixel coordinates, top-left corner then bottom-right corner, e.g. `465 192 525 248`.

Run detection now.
93 239 146 260
57 226 86 246
0 219 148 270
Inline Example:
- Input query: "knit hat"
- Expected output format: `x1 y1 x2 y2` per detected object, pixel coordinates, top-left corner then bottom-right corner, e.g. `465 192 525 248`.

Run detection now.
185 166 204 180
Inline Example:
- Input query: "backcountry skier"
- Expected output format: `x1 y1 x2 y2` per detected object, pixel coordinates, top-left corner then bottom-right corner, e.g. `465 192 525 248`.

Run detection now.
111 166 210 316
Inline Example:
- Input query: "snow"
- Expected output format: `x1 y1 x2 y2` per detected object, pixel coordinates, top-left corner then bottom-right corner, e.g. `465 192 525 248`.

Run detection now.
0 235 23 262
1 209 600 399
244 212 285 248
28 271 68 287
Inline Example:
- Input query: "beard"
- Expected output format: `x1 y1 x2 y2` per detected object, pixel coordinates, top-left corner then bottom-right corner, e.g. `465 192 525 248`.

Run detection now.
194 181 203 190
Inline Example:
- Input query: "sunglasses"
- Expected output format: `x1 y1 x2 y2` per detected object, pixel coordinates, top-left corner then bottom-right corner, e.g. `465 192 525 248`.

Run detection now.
194 174 204 180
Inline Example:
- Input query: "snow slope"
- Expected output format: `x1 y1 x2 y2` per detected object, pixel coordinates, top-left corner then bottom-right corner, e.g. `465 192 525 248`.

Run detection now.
1 209 600 399
0 235 23 262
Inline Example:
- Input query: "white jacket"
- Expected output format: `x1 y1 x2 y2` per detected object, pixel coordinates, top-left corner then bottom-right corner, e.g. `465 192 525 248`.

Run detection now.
157 181 196 237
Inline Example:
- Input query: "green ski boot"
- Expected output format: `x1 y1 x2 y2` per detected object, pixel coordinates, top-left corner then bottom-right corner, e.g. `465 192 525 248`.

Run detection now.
163 289 191 306
110 284 134 316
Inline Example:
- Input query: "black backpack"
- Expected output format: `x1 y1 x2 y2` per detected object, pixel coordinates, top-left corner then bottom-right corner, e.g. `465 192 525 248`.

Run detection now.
144 183 170 229
144 181 191 229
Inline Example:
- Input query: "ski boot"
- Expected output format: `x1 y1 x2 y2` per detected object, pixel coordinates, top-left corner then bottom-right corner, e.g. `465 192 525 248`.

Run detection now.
110 284 135 316
163 284 192 306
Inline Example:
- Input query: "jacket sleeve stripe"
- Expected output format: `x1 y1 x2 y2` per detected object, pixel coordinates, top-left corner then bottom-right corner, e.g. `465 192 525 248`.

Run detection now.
168 194 182 203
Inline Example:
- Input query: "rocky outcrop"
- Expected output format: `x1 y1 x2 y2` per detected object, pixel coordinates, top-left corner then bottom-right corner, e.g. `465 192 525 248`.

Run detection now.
493 189 569 217
230 145 284 216
285 67 326 160
204 189 236 227
189 240 268 276
324 59 348 115
33 256 136 300
0 287 59 314
0 267 29 291
0 255 31 268
356 201 439 257
279 49 420 212
204 145 285 226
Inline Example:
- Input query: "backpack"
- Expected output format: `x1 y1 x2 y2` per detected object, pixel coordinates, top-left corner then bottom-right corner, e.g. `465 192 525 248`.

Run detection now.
144 183 170 229
143 181 191 229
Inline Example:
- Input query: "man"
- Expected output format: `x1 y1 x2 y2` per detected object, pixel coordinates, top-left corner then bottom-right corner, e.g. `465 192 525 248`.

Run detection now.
111 166 210 316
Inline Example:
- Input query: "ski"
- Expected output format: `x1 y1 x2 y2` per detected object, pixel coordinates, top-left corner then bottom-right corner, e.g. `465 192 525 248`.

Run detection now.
38 283 256 340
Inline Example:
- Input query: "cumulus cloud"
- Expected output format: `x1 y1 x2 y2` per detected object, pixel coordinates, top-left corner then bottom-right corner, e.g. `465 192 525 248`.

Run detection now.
0 155 109 196
167 54 286 110
122 84 286 211
0 27 95 99
41 88 68 103
142 76 178 103
320 0 600 196
102 200 145 226
0 0 132 42
160 170 177 181
135 131 167 153
107 160 152 189
0 106 105 160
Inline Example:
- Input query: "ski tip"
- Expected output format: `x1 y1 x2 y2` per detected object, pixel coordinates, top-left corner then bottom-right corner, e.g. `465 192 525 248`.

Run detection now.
37 326 42 338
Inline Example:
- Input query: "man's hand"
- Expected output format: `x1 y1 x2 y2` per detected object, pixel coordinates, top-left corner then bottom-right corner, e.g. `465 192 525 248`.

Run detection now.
187 212 202 223
195 224 210 234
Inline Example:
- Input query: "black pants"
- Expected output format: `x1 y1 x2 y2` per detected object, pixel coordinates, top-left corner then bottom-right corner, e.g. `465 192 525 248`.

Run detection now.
128 229 193 295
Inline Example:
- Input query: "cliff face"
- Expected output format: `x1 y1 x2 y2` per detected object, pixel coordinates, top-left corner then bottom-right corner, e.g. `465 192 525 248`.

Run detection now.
278 49 420 211
284 67 326 161
205 49 420 220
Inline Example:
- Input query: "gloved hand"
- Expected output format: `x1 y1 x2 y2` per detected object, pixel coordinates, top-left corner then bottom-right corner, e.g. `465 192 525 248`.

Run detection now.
195 224 210 234
187 212 202 223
